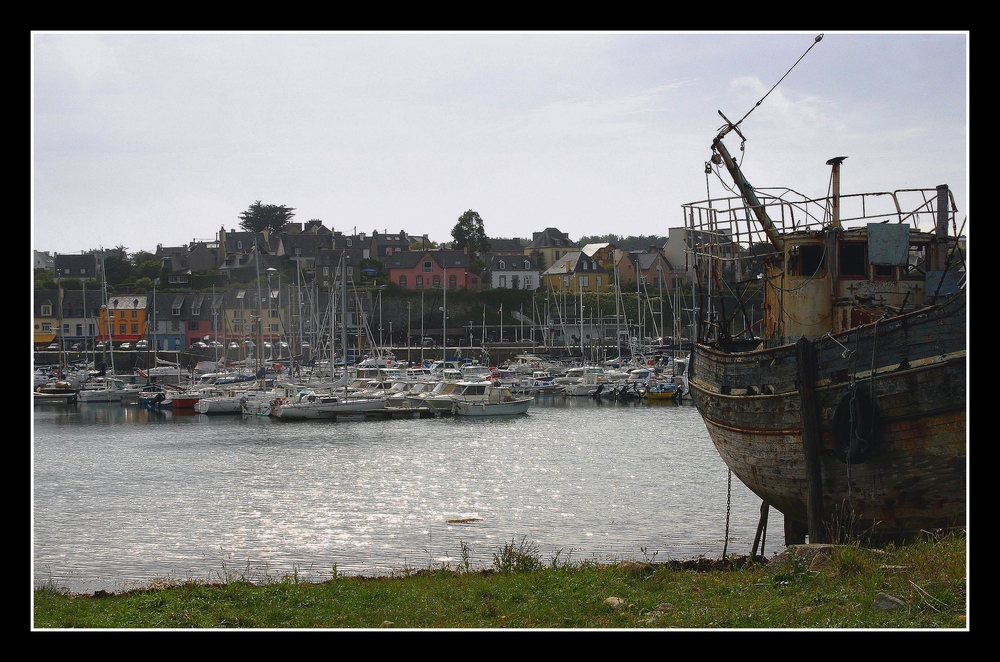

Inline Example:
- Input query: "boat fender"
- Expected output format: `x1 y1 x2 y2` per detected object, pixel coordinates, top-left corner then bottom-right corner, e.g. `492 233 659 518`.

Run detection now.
833 388 877 464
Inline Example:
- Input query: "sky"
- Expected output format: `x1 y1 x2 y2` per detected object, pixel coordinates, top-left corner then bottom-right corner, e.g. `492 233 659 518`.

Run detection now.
31 31 968 258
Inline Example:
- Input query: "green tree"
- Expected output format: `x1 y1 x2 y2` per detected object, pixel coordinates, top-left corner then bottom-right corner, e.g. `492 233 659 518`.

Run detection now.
34 269 56 289
102 248 132 287
239 201 296 234
410 238 438 251
451 210 491 256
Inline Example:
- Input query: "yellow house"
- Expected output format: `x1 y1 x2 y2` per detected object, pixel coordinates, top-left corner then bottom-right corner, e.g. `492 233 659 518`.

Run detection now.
541 251 612 293
99 295 148 346
525 228 579 272
33 290 60 346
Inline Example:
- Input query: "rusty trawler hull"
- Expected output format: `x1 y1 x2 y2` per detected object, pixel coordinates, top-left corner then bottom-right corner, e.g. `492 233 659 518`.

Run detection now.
689 288 966 542
680 44 967 545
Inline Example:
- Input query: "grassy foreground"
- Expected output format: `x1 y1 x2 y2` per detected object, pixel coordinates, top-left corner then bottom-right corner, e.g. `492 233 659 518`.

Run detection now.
33 533 967 630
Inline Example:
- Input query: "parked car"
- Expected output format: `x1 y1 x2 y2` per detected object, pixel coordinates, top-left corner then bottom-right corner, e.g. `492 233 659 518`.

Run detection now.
136 340 148 350
120 342 132 350
422 337 436 347
192 341 209 349
46 342 59 350
95 341 106 350
207 341 223 348
70 342 83 351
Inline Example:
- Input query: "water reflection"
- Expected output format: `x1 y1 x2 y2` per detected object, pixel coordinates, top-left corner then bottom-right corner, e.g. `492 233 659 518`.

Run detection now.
34 398 778 594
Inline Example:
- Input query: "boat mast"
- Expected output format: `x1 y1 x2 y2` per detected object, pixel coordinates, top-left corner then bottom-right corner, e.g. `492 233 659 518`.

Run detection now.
711 123 784 253
442 265 447 361
340 252 348 395
711 34 824 253
100 251 116 375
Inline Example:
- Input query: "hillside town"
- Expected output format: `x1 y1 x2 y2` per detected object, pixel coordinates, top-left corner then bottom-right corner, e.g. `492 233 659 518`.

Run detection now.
34 219 698 359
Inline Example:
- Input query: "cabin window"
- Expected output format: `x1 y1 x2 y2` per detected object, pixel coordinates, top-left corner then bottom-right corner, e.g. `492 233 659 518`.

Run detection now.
423 260 433 272
131 324 138 334
788 244 824 277
449 275 457 289
433 275 441 288
399 275 407 288
499 260 506 269
839 243 867 277
41 304 52 316
119 324 126 334
525 276 532 289
499 275 507 288
511 275 520 289
906 243 929 276
416 275 423 289
873 264 896 279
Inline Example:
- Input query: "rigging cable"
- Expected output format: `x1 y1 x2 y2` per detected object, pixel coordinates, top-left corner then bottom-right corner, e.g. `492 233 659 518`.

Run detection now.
730 34 824 132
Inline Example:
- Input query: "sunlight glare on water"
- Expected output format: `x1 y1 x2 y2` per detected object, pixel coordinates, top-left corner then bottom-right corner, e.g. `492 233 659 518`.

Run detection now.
33 397 780 593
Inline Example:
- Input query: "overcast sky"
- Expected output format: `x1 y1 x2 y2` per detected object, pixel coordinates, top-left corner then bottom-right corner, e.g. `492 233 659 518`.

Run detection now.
31 31 968 258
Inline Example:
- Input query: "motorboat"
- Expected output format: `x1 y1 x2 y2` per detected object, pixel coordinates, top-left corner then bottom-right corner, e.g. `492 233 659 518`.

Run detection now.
76 378 129 403
557 366 610 396
452 386 533 416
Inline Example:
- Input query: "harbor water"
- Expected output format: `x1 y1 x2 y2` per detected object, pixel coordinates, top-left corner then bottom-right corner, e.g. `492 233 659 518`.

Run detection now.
33 395 784 594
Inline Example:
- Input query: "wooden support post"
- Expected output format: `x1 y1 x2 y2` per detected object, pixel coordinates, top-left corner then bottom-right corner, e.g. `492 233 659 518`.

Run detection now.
750 500 769 559
796 336 825 543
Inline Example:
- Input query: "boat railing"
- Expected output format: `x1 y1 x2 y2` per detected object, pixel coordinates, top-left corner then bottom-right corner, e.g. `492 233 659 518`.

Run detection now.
682 186 955 256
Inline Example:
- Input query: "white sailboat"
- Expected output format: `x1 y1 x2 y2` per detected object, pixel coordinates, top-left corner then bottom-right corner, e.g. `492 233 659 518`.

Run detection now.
271 254 386 420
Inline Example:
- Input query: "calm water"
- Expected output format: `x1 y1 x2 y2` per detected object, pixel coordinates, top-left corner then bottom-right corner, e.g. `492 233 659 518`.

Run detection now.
33 395 784 594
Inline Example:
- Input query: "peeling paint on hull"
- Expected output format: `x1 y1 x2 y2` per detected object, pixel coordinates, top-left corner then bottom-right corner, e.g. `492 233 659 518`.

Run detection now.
690 290 966 540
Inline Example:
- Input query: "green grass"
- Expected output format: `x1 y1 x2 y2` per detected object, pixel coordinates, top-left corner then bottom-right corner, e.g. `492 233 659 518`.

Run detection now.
33 531 967 629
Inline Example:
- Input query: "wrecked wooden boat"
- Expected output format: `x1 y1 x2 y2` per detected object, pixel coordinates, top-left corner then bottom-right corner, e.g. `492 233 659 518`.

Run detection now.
683 112 966 545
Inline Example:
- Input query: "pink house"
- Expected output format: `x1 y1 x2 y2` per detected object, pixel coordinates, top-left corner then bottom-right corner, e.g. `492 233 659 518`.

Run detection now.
384 247 480 290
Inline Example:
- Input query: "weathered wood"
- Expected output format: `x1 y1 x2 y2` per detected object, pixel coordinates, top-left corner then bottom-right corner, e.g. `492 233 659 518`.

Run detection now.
689 289 966 541
796 336 826 544
750 500 770 558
